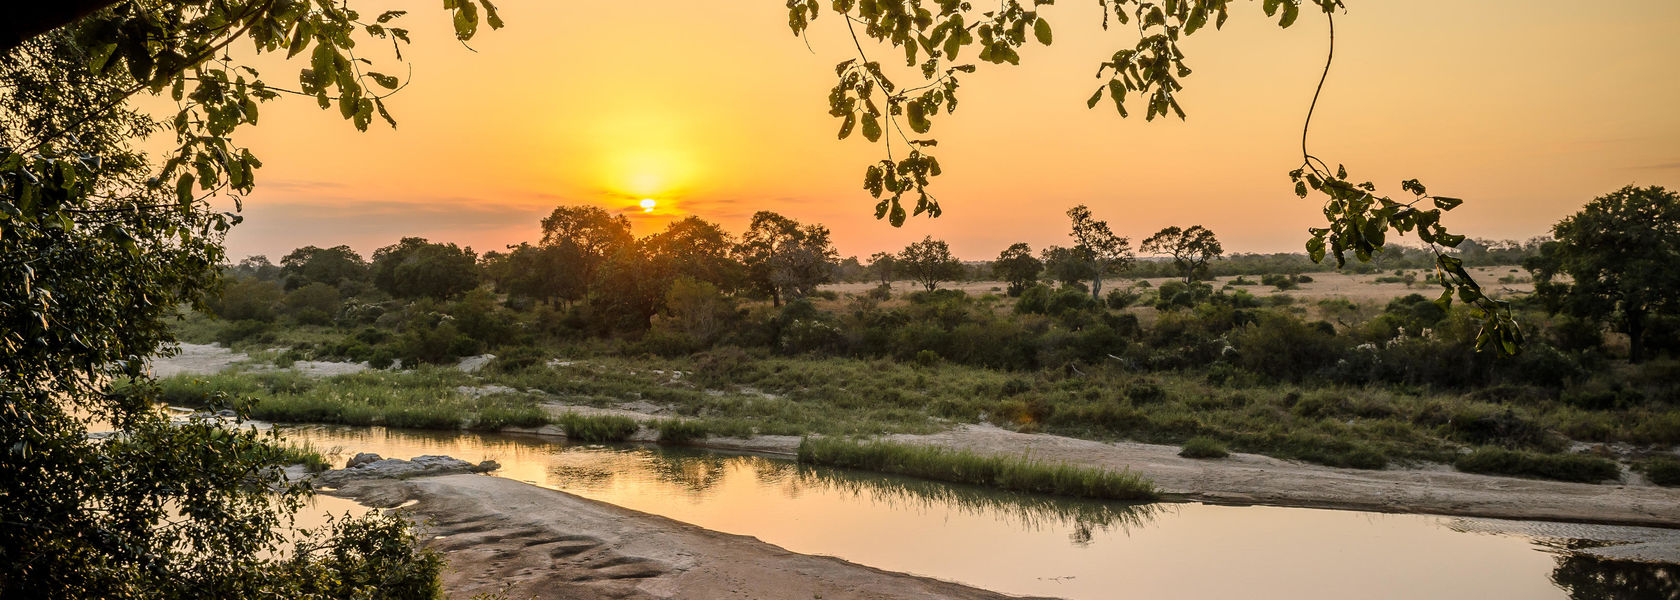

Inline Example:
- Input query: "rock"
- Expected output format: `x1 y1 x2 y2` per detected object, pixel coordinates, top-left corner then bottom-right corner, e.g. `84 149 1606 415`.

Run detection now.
456 354 496 373
347 452 383 468
318 454 496 486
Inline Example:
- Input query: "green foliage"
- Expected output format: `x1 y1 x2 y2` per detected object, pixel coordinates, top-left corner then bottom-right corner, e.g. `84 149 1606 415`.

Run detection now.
1637 457 1680 487
992 242 1043 296
1178 437 1229 459
898 235 965 291
1453 447 1620 483
655 419 710 445
737 211 838 306
1526 185 1680 363
797 438 1158 501
280 245 367 291
1142 225 1223 284
371 237 481 300
556 413 641 443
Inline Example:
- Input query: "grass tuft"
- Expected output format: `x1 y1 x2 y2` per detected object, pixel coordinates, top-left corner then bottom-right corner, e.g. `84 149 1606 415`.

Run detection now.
797 437 1157 501
655 419 710 445
557 413 640 443
1178 437 1230 459
1453 447 1620 483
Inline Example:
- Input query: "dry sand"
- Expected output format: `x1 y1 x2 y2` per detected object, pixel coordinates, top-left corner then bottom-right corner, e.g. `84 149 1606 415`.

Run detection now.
334 474 1044 600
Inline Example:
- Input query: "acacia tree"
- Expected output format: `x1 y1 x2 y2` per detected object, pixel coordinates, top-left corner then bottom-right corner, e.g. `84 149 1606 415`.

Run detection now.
1142 225 1223 284
992 242 1042 296
1066 205 1133 299
1525 185 1679 363
787 0 1519 353
898 235 964 291
1 2 499 595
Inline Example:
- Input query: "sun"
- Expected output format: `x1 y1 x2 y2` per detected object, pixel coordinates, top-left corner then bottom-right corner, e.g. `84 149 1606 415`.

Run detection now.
640 198 656 212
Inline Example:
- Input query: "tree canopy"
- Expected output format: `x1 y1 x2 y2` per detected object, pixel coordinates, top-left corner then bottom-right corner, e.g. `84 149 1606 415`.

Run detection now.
898 235 965 291
1141 225 1223 284
1525 185 1679 363
1 2 500 595
1064 205 1134 299
993 242 1043 296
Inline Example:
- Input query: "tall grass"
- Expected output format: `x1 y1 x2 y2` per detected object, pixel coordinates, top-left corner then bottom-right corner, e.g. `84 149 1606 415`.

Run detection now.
655 419 710 445
796 438 1157 501
556 413 640 443
266 439 331 472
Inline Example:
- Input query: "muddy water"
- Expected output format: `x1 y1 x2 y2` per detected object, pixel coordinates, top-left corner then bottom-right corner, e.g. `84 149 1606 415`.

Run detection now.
283 425 1674 600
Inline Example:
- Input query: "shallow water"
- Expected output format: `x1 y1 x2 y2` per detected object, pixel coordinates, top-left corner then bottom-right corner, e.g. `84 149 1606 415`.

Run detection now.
282 425 1677 600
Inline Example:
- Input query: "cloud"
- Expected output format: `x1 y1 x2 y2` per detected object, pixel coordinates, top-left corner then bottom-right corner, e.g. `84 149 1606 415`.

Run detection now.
1627 161 1680 170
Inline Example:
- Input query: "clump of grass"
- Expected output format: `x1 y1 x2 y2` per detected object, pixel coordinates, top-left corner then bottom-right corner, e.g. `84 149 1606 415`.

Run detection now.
267 440 331 472
1178 437 1230 459
557 413 639 443
470 405 549 430
1453 447 1620 483
1637 456 1680 487
655 419 709 445
796 437 1157 501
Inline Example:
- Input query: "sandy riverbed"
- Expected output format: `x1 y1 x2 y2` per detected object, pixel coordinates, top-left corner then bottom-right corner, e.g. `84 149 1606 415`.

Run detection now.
334 474 1044 600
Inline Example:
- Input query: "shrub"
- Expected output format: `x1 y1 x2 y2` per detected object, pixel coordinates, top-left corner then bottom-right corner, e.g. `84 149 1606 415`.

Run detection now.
1637 457 1680 487
557 413 640 443
1453 447 1619 483
1179 437 1230 459
656 419 710 445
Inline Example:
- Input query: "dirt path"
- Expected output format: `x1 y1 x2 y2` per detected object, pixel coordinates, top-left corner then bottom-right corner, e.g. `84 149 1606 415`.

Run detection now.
334 474 1046 600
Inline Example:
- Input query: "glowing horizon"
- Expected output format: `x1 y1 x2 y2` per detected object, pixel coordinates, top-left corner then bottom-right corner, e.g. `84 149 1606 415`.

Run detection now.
190 0 1678 262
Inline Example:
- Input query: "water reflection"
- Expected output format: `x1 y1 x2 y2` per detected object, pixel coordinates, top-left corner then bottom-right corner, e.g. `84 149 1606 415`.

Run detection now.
1550 546 1680 600
790 464 1160 542
278 424 1676 600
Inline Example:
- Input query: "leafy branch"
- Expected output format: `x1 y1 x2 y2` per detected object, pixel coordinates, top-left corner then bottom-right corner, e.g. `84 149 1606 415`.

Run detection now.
790 0 1521 354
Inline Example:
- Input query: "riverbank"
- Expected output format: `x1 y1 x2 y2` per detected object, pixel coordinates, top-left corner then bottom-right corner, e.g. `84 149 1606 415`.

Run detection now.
567 421 1680 529
153 344 1680 528
331 473 1044 600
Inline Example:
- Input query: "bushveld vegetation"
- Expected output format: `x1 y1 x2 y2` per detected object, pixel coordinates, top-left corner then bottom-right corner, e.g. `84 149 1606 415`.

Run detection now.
163 189 1680 486
797 438 1158 501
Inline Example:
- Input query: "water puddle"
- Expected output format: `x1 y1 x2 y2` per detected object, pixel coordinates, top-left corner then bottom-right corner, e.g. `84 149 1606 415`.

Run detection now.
281 424 1678 600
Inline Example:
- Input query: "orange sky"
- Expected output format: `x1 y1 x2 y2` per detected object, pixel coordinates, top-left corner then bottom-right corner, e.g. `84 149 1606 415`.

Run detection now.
179 0 1680 262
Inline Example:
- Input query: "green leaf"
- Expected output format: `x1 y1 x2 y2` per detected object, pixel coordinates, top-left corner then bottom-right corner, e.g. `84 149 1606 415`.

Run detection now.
907 101 930 133
175 174 195 203
861 113 881 142
1086 87 1103 109
1033 18 1052 45
367 72 400 89
1432 196 1464 210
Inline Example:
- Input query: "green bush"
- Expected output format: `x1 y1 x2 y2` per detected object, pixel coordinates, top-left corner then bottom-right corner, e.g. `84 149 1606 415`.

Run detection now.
1179 437 1230 459
1453 447 1619 483
557 413 640 443
1637 457 1680 487
655 419 710 445
797 437 1156 501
